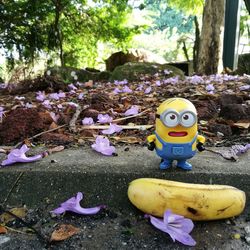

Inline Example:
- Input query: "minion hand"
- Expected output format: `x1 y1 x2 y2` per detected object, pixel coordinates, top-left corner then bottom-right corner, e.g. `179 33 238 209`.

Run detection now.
197 142 205 152
148 142 155 151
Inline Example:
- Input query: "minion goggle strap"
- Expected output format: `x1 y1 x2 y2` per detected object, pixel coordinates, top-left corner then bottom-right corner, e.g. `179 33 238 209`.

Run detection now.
156 109 197 128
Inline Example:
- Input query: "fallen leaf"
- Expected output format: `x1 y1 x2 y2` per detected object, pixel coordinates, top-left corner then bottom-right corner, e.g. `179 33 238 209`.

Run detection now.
0 225 7 234
50 224 80 242
0 207 27 224
112 136 143 144
233 122 250 129
48 145 65 154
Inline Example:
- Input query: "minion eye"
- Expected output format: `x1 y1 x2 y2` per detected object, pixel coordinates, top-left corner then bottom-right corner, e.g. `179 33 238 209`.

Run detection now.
180 112 196 127
163 112 179 127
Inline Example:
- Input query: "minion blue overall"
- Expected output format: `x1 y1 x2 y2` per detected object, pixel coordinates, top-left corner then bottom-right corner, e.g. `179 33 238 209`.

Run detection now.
147 98 205 170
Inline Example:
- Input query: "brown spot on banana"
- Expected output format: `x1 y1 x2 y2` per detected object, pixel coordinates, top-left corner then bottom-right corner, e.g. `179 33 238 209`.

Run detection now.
187 207 198 215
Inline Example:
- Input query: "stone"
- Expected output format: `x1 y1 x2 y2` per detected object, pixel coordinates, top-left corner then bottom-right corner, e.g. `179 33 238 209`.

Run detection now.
110 62 184 81
208 123 232 137
219 104 250 121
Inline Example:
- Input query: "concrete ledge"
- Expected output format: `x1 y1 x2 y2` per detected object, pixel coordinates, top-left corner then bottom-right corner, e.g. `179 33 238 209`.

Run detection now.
0 147 249 210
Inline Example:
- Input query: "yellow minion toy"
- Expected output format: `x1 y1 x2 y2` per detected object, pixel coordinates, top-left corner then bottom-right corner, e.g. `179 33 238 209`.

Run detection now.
147 98 205 170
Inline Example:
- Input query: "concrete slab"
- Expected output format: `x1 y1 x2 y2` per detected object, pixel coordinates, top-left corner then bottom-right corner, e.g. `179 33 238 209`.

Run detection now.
0 146 249 210
0 146 250 249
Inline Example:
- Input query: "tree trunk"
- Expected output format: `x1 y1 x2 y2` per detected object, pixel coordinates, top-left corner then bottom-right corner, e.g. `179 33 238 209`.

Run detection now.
197 0 225 75
193 16 200 72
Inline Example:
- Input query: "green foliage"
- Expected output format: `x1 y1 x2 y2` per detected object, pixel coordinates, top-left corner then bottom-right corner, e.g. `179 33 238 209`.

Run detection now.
143 1 194 37
0 0 139 69
168 0 204 15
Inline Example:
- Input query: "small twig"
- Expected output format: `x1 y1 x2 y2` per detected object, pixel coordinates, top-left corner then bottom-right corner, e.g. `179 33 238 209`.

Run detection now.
78 124 153 131
4 225 31 235
69 105 83 133
112 109 151 123
0 205 48 245
14 124 67 148
205 148 224 157
2 172 24 206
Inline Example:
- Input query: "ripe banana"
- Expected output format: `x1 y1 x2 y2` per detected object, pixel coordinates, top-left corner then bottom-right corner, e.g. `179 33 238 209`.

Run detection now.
127 178 246 221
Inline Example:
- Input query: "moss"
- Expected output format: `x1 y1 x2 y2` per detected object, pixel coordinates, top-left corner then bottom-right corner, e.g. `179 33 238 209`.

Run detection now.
110 62 184 81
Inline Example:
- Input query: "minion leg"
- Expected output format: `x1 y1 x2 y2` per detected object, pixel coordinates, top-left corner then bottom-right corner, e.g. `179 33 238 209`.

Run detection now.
177 160 192 170
160 159 172 170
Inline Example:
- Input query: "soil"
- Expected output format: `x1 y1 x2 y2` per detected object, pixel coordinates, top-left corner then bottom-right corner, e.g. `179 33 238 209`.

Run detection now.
1 205 250 250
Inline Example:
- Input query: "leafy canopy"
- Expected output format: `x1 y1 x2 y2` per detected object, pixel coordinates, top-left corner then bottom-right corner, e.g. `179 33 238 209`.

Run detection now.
0 0 139 68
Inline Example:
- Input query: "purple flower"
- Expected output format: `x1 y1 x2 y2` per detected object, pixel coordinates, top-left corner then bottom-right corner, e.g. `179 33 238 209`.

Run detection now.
82 117 94 125
136 84 144 91
122 86 132 93
144 86 152 94
114 79 128 85
97 114 113 124
58 91 66 98
189 75 204 84
36 91 46 102
50 192 106 215
0 83 7 89
1 144 42 166
124 106 139 116
163 76 179 85
42 100 52 109
102 123 123 135
206 84 215 93
155 80 161 86
78 93 84 100
113 87 122 94
145 210 196 246
0 107 5 121
231 144 250 155
239 85 250 91
50 112 59 123
49 93 60 100
57 104 63 109
164 69 172 75
68 83 77 91
91 136 116 156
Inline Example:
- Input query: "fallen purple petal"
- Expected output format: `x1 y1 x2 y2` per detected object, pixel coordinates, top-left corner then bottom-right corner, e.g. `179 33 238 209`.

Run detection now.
144 86 152 94
102 123 123 135
91 136 116 156
1 144 42 166
155 80 161 86
122 85 133 93
50 112 59 123
0 107 5 120
239 85 250 91
50 192 106 215
97 114 113 124
146 209 196 246
113 87 122 94
42 100 52 109
82 117 94 125
36 91 46 102
68 83 77 90
124 106 139 116
49 93 60 100
78 92 84 99
206 84 215 93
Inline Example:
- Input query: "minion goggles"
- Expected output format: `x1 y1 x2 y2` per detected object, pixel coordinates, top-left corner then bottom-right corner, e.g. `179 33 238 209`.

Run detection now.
156 109 197 128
